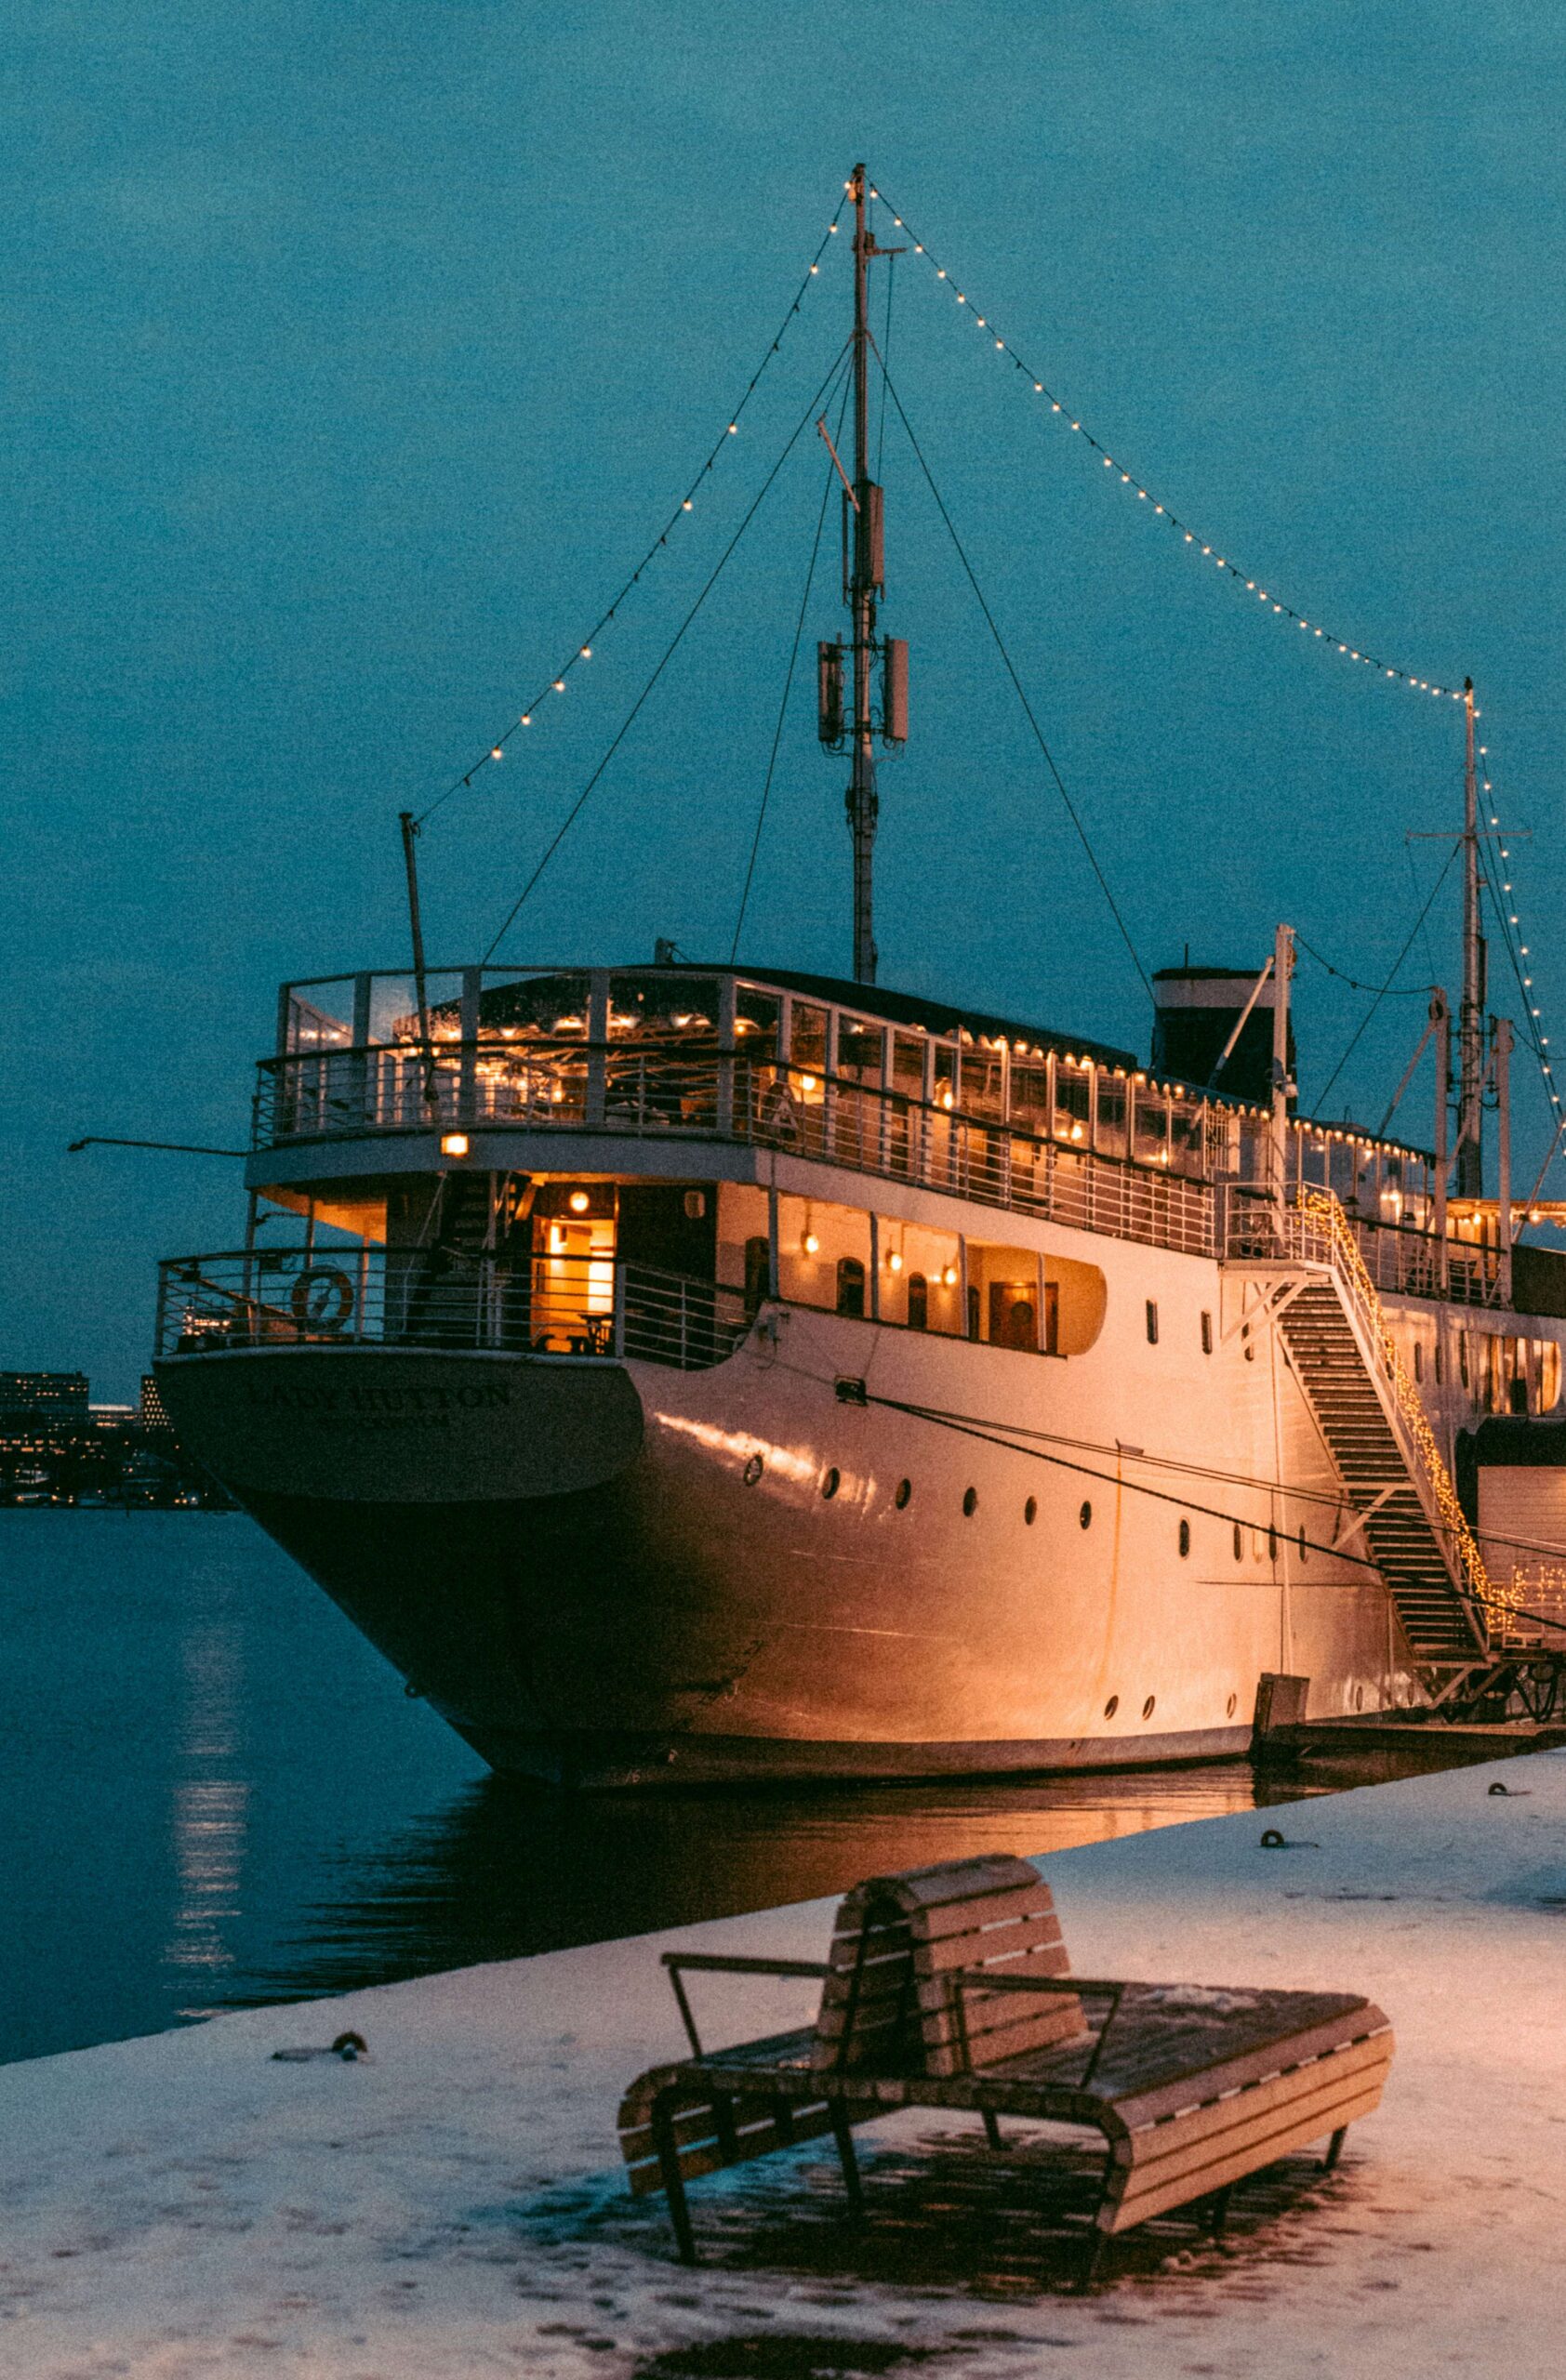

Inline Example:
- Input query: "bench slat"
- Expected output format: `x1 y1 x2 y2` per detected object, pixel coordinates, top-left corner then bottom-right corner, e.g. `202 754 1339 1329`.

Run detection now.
1108 2069 1390 2231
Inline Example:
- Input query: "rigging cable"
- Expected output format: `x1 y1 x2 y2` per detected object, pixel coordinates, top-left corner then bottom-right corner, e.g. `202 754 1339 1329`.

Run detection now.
1310 840 1458 1112
830 1377 1559 1639
1293 932 1430 998
418 190 849 827
874 347 1153 1004
481 337 853 963
867 178 1465 705
729 371 851 963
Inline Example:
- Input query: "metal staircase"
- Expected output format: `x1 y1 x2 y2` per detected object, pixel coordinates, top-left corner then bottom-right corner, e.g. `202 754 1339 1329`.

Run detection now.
1226 1187 1491 1685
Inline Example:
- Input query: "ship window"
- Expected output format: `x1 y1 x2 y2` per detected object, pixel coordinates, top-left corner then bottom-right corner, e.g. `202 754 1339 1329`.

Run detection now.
1201 1310 1214 1355
907 1271 929 1330
1024 1495 1038 1526
1413 1340 1423 1382
821 1466 841 1500
967 1286 981 1341
1095 1072 1128 1159
743 1236 770 1318
1233 1523 1243 1562
1267 1524 1279 1562
1146 1300 1160 1344
962 1486 978 1517
1142 1696 1157 1719
1227 1692 1238 1718
1104 1696 1119 1719
1540 1342 1561 1413
1178 1519 1191 1558
1298 1525 1308 1560
1435 1339 1444 1386
1054 1056 1092 1145
1080 1501 1093 1529
895 1477 912 1509
836 1257 866 1318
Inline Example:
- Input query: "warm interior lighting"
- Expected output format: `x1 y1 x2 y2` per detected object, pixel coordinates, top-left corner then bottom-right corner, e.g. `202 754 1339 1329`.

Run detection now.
800 1073 818 1093
440 1132 470 1158
941 1264 959 1287
888 1250 903 1272
568 1190 591 1214
803 1232 820 1256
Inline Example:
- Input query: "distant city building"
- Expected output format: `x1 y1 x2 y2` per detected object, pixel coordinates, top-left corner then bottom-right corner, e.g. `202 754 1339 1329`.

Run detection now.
0 1371 89 1421
139 1375 171 1432
89 1404 137 1430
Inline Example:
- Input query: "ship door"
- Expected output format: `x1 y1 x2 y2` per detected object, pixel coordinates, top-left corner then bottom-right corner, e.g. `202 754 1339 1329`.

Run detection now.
989 1280 1039 1352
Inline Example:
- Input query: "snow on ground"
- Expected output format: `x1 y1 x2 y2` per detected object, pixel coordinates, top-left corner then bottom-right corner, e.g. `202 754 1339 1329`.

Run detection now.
1 1750 1563 2379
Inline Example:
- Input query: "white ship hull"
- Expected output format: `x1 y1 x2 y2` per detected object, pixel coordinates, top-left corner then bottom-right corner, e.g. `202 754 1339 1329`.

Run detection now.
158 1226 1432 1786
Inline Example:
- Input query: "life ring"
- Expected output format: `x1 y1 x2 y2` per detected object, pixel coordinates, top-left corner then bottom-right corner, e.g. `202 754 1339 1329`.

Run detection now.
290 1264 354 1333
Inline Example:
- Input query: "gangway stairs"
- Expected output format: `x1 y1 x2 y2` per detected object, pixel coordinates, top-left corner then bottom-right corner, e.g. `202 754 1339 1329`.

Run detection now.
1226 1188 1491 1691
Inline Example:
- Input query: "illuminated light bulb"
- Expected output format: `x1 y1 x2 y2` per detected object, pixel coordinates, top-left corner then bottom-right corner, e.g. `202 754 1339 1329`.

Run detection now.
810 263 819 274
1351 651 1360 660
1106 458 1115 469
941 1264 959 1288
914 243 923 253
553 679 565 692
888 1250 903 1272
1138 488 1148 499
727 422 737 434
441 1132 470 1159
522 713 532 725
800 1073 817 1092
803 1232 820 1255
1201 544 1211 553
936 267 946 278
1521 945 1530 955
1186 532 1194 542
1121 472 1131 483
957 292 966 304
491 746 504 760
1247 580 1255 590
975 314 985 324
1071 420 1081 430
1155 504 1163 513
941 1090 955 1110
568 1190 591 1214
580 645 591 658
893 216 903 226
682 498 693 510
1316 628 1324 637
996 338 1004 350
1273 602 1282 612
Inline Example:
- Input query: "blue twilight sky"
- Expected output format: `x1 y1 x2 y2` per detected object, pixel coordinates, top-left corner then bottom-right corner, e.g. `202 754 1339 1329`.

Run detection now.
6 0 1566 1395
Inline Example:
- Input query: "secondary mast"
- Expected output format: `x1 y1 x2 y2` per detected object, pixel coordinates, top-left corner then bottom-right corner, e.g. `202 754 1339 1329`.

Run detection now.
1456 677 1485 1196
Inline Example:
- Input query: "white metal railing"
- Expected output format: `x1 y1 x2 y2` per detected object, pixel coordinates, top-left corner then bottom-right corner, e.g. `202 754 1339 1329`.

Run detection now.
1268 1187 1492 1644
156 1251 750 1372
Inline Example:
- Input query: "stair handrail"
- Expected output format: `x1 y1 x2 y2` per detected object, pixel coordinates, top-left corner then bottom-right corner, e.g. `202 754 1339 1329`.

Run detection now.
1294 1186 1493 1643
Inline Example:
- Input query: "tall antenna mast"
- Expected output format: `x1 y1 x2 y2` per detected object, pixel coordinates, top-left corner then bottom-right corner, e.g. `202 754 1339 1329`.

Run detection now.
1457 677 1485 1197
847 163 880 985
817 165 907 984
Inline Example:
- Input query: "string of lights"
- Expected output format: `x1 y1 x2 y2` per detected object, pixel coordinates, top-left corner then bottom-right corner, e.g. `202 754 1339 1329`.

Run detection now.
1469 723 1566 1184
417 192 848 826
867 178 1467 705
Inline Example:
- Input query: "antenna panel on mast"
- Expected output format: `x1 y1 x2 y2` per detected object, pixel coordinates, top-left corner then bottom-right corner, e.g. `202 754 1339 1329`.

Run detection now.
882 638 908 744
817 641 844 746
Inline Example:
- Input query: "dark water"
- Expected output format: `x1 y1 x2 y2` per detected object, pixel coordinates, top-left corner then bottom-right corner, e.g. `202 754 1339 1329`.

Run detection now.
0 1513 1475 2067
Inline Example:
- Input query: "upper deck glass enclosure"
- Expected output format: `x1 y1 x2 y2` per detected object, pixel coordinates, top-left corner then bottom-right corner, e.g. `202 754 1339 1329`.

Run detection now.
251 961 1478 1294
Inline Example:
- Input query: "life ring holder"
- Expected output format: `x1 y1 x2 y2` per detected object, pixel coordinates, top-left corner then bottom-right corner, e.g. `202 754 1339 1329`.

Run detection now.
290 1264 354 1334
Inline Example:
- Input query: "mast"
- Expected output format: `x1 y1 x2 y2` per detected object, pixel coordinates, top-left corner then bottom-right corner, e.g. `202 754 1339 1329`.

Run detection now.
847 162 879 985
1457 678 1485 1197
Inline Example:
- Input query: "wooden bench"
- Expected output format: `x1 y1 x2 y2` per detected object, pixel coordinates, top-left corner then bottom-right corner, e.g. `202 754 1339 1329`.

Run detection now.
617 1854 1393 2285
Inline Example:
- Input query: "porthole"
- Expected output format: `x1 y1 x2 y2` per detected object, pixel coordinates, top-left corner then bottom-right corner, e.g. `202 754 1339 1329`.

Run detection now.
895 1477 912 1510
1079 1501 1093 1530
821 1466 840 1501
742 1453 763 1487
1232 1523 1243 1562
1226 1692 1238 1718
1142 1695 1157 1720
1024 1496 1038 1527
1103 1696 1119 1719
962 1486 978 1517
1177 1518 1191 1559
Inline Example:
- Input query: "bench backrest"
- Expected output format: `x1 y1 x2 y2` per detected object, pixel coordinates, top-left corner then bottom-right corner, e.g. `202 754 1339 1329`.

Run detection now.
811 1853 1085 2078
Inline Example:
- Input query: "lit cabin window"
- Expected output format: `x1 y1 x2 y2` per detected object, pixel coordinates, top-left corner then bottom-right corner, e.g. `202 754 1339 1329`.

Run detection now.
907 1272 929 1330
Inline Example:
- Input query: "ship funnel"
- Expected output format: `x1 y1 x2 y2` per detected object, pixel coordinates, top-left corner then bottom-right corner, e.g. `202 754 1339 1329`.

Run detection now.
1152 962 1295 1104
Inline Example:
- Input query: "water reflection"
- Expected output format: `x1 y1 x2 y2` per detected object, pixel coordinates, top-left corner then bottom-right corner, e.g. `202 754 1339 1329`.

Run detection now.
166 1606 250 1986
238 1762 1281 2004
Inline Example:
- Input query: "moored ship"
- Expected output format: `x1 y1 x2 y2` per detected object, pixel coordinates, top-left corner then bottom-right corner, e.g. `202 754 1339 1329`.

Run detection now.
154 167 1566 1783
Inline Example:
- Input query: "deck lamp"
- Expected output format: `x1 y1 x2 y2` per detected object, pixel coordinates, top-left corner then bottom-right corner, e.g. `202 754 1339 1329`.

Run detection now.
568 1190 591 1213
441 1132 470 1158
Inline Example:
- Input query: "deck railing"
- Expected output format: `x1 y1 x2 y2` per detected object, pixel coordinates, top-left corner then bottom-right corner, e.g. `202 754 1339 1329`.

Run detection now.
156 1251 749 1372
251 1044 1502 1301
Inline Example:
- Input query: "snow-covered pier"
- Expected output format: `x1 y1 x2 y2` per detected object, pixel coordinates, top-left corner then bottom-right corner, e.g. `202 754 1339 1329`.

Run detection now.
1 1752 1563 2378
